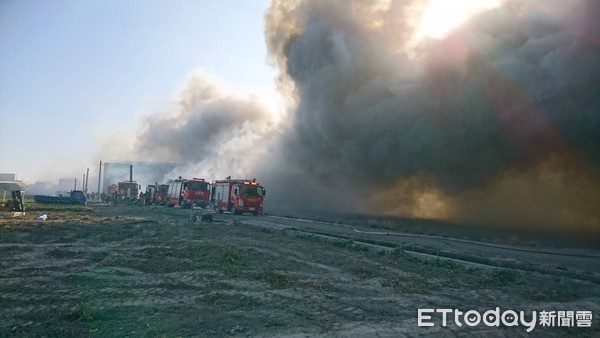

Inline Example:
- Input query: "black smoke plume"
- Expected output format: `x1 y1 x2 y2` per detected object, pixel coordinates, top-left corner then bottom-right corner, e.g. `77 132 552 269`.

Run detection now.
260 0 600 234
118 0 599 236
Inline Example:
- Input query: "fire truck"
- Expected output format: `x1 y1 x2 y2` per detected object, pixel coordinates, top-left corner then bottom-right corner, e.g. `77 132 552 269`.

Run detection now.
117 180 140 197
107 184 117 198
212 178 266 215
166 177 211 208
108 180 140 203
144 183 168 205
154 184 168 205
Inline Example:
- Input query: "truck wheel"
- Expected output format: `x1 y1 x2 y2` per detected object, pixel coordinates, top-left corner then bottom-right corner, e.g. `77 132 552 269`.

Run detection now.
228 203 237 215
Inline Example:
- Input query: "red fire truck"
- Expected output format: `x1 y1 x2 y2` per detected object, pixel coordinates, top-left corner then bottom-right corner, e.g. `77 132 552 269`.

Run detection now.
107 180 140 204
166 177 211 208
154 184 168 205
212 178 266 215
117 180 140 197
144 183 169 205
107 184 117 198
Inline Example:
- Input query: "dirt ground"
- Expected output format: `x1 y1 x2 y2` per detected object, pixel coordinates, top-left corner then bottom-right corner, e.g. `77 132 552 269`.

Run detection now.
0 204 598 337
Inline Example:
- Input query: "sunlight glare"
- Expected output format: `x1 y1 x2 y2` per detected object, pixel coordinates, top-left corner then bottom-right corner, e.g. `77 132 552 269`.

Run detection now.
417 0 500 39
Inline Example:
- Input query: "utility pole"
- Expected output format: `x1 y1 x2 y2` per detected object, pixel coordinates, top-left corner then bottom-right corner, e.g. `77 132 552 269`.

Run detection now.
128 164 133 197
85 168 89 193
97 161 102 200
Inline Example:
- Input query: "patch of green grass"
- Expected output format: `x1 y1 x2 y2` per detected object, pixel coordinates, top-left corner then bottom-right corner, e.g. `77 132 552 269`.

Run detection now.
406 256 465 273
296 233 321 242
350 266 378 279
158 244 248 272
391 247 406 258
429 259 460 270
225 324 246 335
61 305 181 336
178 244 211 261
47 248 77 258
332 239 370 252
528 289 576 302
492 269 517 284
296 234 370 253
290 309 336 330
260 227 274 234
204 292 259 310
218 247 244 266
61 300 95 323
26 202 92 213
381 277 431 294
258 268 296 289
484 269 518 287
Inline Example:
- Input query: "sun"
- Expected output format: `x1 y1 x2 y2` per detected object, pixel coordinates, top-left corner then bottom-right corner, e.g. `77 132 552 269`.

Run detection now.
415 0 500 40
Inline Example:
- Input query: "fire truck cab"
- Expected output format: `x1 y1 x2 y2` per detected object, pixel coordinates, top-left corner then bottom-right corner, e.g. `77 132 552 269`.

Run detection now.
212 178 266 215
166 177 211 208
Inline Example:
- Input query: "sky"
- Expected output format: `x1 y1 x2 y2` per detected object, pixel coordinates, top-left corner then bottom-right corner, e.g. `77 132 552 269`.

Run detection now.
0 0 275 182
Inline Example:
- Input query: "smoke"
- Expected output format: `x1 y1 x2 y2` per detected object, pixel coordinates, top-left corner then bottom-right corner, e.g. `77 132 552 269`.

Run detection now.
453 154 600 233
101 0 599 235
126 70 281 180
259 0 600 234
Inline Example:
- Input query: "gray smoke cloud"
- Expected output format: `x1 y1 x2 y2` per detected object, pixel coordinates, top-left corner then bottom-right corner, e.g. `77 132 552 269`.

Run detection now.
131 71 280 180
259 0 600 233
109 0 599 235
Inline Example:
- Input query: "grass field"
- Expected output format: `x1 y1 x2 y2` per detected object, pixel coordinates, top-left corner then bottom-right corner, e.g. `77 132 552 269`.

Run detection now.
0 204 598 336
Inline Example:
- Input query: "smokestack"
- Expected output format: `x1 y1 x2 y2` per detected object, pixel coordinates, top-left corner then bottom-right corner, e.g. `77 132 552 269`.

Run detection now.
74 178 77 191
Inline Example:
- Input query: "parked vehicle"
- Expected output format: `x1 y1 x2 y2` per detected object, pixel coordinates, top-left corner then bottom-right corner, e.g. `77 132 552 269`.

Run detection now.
117 180 140 198
34 190 86 205
145 183 169 205
166 177 211 208
212 178 266 215
107 180 140 204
